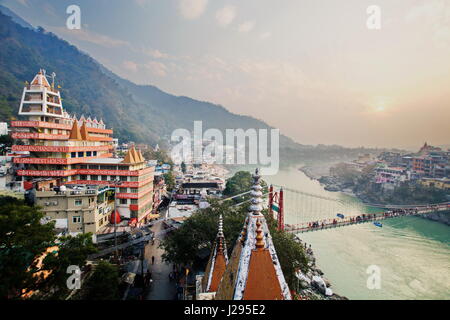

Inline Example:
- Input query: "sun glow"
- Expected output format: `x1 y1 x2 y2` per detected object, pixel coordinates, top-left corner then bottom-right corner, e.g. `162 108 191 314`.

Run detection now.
374 105 385 112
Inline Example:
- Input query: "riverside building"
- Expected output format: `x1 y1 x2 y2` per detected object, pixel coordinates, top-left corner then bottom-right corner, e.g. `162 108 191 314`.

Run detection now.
11 70 156 228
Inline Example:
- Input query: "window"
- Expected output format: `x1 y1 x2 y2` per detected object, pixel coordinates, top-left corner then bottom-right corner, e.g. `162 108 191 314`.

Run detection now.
93 151 97 156
71 152 76 158
130 199 138 204
102 175 108 181
86 151 92 157
90 175 98 181
130 188 138 193
72 216 81 223
74 199 82 206
119 187 128 193
120 199 128 205
78 152 84 157
120 176 127 182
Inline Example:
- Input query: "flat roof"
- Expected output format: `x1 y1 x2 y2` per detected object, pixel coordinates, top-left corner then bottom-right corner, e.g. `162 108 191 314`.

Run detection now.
182 182 220 188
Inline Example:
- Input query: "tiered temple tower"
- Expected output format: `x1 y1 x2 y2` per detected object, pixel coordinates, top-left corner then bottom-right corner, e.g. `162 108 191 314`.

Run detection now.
11 70 155 224
202 215 228 293
215 169 291 300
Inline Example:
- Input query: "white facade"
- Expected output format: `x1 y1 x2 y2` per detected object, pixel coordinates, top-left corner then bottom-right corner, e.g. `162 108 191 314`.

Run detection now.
0 122 8 135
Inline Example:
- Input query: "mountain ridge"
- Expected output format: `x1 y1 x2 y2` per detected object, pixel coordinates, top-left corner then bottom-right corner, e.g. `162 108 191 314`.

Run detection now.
0 8 391 165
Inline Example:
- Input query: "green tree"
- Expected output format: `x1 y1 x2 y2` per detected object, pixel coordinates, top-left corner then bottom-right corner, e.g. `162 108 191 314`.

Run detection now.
223 171 267 203
163 170 175 192
161 200 247 267
0 196 55 299
264 213 309 290
83 261 119 300
161 199 309 291
41 233 97 298
142 148 173 166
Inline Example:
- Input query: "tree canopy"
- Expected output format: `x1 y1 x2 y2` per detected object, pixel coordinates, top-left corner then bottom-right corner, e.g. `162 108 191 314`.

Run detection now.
0 196 98 299
223 171 268 204
41 233 97 298
161 200 247 267
0 196 55 299
83 261 119 300
160 199 309 290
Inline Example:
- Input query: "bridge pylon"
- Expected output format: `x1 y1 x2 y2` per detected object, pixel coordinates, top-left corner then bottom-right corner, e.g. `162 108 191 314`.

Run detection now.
278 188 284 231
268 185 284 231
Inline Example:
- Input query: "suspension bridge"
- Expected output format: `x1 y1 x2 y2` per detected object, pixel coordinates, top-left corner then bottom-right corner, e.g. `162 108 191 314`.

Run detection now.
219 174 449 233
267 184 450 233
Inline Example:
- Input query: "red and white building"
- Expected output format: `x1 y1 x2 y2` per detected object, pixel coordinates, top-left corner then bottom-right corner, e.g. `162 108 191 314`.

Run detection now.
11 70 156 224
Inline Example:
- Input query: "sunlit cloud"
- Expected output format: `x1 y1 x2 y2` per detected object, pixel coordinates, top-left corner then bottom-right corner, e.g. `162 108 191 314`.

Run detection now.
122 60 138 72
259 31 271 39
215 5 236 27
238 21 255 33
48 26 129 48
405 0 450 50
145 61 168 77
141 48 170 59
178 0 208 20
15 0 29 7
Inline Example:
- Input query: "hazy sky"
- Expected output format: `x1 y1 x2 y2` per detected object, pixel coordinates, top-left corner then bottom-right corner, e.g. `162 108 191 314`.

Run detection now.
3 0 450 149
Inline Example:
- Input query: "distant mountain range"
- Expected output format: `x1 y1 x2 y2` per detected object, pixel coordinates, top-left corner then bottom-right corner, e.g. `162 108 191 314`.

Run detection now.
0 7 391 165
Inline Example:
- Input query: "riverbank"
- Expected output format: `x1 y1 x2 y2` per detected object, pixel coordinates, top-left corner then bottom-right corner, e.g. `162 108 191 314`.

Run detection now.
294 236 347 300
421 210 450 226
299 163 333 181
299 165 450 226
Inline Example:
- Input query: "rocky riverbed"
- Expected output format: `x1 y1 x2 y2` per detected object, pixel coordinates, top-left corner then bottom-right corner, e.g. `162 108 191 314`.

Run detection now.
421 210 450 226
294 236 347 300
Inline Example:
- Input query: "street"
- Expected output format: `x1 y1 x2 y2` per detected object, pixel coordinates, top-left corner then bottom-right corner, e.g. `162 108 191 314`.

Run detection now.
144 216 176 300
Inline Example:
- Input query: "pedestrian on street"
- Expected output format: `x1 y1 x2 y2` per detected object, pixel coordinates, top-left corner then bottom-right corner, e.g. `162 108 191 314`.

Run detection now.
152 255 155 265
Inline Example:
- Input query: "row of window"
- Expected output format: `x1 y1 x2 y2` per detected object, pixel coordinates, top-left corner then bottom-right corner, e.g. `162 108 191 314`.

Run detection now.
76 164 130 170
71 151 98 158
74 175 139 182
118 198 139 205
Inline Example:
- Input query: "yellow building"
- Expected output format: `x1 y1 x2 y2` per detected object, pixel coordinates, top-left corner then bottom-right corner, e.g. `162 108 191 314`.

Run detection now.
419 178 450 191
35 185 115 235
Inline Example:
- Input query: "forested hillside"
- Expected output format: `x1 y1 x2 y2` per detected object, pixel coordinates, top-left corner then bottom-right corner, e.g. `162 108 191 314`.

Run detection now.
0 9 389 164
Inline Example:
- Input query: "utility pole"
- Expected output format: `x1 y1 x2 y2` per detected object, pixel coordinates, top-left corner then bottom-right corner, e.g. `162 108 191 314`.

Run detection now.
268 184 273 217
278 187 284 231
112 178 122 261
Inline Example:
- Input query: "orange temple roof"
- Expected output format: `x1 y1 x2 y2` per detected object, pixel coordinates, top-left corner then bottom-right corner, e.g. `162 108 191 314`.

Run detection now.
68 120 82 140
203 215 228 293
80 121 91 141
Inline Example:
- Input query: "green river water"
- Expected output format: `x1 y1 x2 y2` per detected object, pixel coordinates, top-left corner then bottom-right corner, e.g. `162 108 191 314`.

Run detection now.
263 165 450 300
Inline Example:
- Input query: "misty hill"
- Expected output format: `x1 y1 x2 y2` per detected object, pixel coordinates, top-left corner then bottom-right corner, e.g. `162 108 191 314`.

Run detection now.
0 9 388 165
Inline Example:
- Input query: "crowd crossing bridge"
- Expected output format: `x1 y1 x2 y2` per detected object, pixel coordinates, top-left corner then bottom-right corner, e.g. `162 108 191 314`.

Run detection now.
266 184 450 233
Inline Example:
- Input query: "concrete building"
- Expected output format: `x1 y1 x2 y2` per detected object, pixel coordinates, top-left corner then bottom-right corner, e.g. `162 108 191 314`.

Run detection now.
0 122 8 136
35 185 115 235
10 70 156 225
419 178 450 191
374 165 408 191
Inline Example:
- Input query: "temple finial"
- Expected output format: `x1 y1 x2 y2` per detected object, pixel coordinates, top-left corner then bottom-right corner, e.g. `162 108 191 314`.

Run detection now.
255 219 265 249
248 168 263 216
217 215 225 254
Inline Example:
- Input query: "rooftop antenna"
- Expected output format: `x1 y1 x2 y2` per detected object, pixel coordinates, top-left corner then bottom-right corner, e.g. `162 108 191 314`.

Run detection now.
45 72 56 88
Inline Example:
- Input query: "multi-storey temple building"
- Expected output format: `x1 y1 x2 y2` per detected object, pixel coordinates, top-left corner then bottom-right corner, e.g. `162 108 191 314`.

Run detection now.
11 70 155 227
